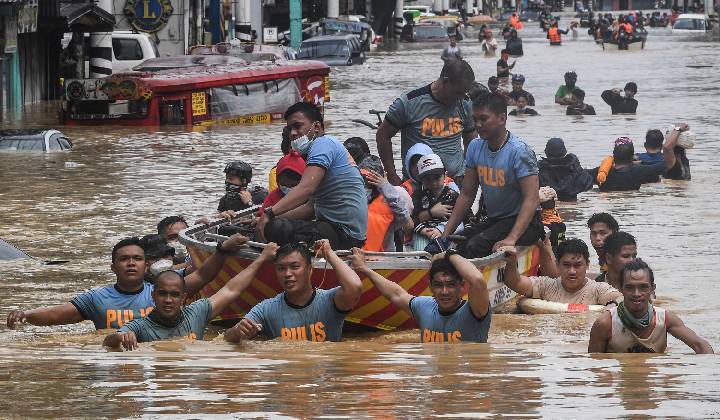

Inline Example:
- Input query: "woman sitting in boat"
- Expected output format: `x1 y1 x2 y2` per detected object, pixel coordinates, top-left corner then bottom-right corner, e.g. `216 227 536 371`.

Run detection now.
501 239 623 306
357 156 413 253
350 248 491 343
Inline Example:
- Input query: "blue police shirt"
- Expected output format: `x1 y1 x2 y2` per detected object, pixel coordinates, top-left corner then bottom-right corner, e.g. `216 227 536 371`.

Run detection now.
70 282 155 330
306 135 368 241
245 287 348 342
465 133 538 219
410 296 492 343
119 298 213 342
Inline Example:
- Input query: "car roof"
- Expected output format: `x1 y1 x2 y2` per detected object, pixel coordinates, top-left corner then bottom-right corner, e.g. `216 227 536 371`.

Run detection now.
0 129 50 137
303 34 359 42
677 14 707 19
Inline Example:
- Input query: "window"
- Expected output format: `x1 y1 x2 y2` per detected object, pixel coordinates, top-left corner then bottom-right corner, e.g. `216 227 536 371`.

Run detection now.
298 41 350 59
0 137 46 151
209 79 300 118
112 38 143 61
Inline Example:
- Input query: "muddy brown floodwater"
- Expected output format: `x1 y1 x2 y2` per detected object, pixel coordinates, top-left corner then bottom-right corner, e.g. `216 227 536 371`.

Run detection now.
0 23 719 418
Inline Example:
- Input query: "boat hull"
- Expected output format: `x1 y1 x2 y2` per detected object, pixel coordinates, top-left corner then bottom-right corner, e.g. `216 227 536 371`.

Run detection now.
601 39 645 51
181 220 540 331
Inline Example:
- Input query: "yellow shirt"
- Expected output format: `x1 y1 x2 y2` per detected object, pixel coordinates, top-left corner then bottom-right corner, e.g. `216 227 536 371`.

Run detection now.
268 166 278 192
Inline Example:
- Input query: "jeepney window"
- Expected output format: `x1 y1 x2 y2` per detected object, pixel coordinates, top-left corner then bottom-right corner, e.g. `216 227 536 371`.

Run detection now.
159 100 185 125
209 78 300 119
112 38 143 61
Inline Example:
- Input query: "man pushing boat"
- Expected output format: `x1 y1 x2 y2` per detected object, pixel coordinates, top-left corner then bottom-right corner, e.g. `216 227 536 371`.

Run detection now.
224 240 363 343
501 239 623 306
349 248 491 343
103 243 279 350
6 234 249 330
588 259 713 354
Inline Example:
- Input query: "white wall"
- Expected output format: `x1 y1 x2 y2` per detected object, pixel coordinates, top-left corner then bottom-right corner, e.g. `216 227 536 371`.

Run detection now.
111 0 188 57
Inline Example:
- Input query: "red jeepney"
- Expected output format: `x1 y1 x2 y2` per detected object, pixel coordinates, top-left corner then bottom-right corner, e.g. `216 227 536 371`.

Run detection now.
61 56 330 127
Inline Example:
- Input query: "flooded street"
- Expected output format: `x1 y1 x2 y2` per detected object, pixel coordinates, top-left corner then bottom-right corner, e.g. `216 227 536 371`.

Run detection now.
1 23 719 417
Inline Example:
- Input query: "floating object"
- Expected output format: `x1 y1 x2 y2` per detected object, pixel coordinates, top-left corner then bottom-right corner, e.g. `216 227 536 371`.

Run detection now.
0 237 31 261
180 208 541 331
517 297 605 314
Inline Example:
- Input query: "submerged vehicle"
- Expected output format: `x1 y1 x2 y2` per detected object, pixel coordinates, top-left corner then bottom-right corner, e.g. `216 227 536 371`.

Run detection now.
0 129 72 152
401 22 450 42
319 18 376 51
61 57 330 127
297 34 366 66
672 14 713 33
179 211 540 330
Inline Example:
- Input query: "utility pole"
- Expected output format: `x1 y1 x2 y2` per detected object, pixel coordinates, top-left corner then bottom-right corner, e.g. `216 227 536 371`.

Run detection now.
290 0 302 50
328 0 339 18
394 0 403 37
89 0 113 78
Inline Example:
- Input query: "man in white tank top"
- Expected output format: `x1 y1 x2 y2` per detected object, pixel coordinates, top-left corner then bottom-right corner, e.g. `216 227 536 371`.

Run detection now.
588 259 713 354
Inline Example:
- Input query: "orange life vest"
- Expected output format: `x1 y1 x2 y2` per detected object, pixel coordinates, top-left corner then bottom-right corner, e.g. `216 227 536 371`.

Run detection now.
363 194 395 252
548 27 561 43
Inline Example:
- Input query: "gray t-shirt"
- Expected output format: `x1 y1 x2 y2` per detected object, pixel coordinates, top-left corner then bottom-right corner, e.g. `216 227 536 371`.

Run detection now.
409 296 492 343
306 135 368 241
386 84 475 177
245 287 347 342
118 298 212 343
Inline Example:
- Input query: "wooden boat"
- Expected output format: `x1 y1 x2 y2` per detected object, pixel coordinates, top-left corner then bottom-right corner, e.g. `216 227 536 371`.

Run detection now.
600 31 647 51
61 56 330 127
517 298 605 315
180 211 540 331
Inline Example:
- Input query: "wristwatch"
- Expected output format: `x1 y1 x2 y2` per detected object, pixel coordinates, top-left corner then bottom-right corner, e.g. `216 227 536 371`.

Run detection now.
444 248 460 261
265 206 275 220
216 241 232 255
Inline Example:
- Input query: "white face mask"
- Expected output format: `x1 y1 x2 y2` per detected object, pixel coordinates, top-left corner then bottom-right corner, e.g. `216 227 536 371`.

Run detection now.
279 185 293 196
168 241 187 260
149 259 174 277
290 123 318 156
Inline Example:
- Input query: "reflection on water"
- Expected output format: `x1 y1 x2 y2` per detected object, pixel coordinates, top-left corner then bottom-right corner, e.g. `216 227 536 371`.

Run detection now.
1 24 719 417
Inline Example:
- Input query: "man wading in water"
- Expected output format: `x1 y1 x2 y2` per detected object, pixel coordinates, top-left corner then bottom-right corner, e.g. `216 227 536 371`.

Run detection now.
6 235 247 330
103 243 279 350
224 240 362 342
376 59 477 187
588 259 713 354
350 247 491 343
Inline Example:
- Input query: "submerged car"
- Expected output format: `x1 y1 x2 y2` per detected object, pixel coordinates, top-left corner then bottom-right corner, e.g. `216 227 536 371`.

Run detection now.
400 23 450 42
0 129 72 152
297 34 366 66
672 14 713 33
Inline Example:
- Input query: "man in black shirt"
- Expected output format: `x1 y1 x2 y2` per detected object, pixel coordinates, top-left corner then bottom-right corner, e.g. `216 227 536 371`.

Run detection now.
589 134 679 192
566 89 596 115
601 82 638 114
496 49 515 79
508 74 535 106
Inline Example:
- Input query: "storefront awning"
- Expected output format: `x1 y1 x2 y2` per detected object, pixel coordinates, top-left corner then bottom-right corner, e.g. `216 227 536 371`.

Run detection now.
60 2 115 32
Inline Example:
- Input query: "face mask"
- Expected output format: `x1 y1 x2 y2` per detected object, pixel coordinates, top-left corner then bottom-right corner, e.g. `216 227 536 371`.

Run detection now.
225 182 242 196
149 259 174 277
291 124 317 156
279 185 293 196
168 241 187 261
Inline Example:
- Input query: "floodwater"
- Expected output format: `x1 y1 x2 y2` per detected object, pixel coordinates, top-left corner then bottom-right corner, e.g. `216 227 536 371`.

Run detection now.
1 21 719 418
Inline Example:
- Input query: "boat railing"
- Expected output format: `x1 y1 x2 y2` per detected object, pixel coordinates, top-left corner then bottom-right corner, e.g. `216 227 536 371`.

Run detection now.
179 205 517 269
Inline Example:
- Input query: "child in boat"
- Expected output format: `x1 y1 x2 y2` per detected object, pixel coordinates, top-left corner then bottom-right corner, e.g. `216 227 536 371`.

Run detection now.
218 160 267 213
410 154 463 252
260 151 306 216
538 186 566 256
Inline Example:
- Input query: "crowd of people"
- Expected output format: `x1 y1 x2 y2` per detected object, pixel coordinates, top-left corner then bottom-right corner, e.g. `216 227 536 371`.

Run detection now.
5 56 710 356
